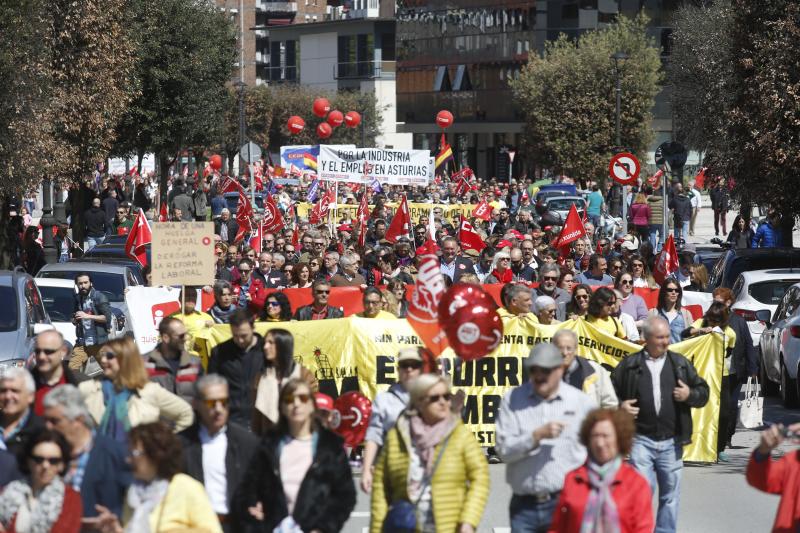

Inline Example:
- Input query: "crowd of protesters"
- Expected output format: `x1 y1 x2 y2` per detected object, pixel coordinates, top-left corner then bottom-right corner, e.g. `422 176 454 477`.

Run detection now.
0 164 795 533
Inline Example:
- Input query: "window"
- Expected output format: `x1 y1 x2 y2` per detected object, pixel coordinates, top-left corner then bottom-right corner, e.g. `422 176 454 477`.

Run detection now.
38 286 75 323
25 281 47 324
38 271 126 303
453 65 472 91
433 66 452 91
749 281 800 306
0 287 18 332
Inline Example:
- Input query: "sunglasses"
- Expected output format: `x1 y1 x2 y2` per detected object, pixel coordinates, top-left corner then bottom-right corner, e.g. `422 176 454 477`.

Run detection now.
315 289 330 295
203 398 229 409
116 210 126 214
34 347 59 355
542 276 558 281
399 361 423 370
544 308 557 315
620 279 633 285
99 350 116 360
30 455 63 466
575 294 589 300
283 393 312 404
239 269 251 273
425 392 452 404
665 288 680 293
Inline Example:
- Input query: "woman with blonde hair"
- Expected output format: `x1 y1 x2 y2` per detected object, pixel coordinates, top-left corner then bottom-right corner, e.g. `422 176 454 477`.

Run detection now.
686 263 709 292
371 374 489 533
380 288 400 317
79 337 194 443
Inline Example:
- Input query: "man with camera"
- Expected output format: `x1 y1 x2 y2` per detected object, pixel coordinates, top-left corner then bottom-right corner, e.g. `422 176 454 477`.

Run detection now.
747 423 800 532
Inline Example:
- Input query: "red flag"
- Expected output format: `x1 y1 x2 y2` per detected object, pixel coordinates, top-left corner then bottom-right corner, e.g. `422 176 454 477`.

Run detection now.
551 204 587 252
220 176 242 194
416 238 440 256
158 201 168 222
647 168 664 189
291 225 300 248
262 194 284 234
235 190 253 243
249 222 263 253
385 195 412 243
694 167 707 189
128 165 138 177
458 216 486 253
653 235 679 286
356 192 369 248
203 162 212 178
124 209 152 267
472 199 493 221
406 255 450 356
309 188 335 225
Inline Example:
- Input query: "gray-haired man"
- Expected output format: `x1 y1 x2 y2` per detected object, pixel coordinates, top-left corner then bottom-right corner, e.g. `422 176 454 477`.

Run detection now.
533 263 570 321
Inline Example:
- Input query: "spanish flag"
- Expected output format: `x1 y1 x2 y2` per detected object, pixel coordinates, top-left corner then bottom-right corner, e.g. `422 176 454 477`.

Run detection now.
435 133 453 171
303 152 317 171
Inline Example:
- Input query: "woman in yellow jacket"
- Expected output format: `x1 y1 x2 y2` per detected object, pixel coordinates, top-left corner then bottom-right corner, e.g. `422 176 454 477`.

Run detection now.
370 374 489 533
79 337 194 443
91 422 221 533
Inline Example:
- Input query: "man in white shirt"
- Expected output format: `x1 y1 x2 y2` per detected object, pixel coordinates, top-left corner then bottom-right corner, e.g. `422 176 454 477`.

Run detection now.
178 374 259 532
688 180 702 236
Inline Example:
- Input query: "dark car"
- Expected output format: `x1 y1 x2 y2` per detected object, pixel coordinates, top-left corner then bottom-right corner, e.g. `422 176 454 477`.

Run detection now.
224 192 267 214
708 248 800 291
81 243 149 278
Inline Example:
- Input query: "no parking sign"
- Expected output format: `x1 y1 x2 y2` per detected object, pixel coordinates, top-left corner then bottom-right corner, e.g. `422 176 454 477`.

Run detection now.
608 152 640 185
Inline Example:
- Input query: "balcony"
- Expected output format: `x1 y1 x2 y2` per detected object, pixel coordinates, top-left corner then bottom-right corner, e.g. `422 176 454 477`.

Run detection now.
397 89 522 124
263 65 298 84
334 60 396 80
256 1 297 13
255 51 270 65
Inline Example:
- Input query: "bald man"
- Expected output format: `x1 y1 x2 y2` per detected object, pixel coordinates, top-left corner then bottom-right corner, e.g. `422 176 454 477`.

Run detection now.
84 196 108 249
30 330 89 416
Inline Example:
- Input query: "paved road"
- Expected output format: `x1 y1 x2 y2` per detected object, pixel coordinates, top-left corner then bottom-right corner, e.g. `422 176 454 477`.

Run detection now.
344 395 800 533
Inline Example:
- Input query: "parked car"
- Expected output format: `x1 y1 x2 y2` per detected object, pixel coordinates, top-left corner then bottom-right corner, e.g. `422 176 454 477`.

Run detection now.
224 191 266 214
731 269 800 347
708 248 800 291
35 262 140 335
758 283 800 406
80 244 148 279
0 269 53 367
543 195 587 221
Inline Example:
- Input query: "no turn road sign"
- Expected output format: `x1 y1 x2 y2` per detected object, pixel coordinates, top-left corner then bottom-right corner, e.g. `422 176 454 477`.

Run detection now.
608 152 640 186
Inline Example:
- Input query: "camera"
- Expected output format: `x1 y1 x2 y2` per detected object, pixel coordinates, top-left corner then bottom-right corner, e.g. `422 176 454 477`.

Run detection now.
780 426 800 439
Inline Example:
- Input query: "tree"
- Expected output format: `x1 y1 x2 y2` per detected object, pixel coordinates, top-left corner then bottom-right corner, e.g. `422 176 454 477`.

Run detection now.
510 15 662 185
112 0 237 197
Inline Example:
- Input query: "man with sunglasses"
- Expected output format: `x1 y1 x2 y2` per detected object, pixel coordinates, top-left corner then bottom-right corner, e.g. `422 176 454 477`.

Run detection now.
30 330 88 416
533 263 571 321
496 343 595 532
179 374 258 531
111 202 134 236
360 348 424 494
142 317 204 403
294 279 344 320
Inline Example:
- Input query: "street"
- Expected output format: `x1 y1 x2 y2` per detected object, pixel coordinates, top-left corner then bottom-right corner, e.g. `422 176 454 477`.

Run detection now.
344 396 800 533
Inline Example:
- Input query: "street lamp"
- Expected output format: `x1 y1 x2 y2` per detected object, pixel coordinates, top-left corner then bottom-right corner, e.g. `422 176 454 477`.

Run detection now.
611 51 629 233
235 80 247 178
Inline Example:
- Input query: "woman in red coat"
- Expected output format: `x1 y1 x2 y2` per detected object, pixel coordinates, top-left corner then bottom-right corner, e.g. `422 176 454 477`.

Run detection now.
0 429 82 533
549 409 653 533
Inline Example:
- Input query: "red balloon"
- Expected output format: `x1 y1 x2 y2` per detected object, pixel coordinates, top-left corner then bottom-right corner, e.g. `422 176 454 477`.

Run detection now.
209 154 222 171
287 115 305 135
312 97 331 117
436 109 454 129
438 284 503 360
316 122 333 139
344 111 361 128
331 392 372 448
327 110 344 127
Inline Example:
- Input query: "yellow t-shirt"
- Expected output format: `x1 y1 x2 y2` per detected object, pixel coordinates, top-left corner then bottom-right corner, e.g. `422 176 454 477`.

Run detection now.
169 310 214 357
690 319 736 375
586 315 627 339
356 310 397 319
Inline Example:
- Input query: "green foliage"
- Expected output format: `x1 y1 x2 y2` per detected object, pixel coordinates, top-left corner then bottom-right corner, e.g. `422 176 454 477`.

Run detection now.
511 14 662 184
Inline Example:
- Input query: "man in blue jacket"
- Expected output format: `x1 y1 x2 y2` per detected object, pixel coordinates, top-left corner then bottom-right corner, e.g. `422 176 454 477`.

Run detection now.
43 384 131 521
752 212 783 248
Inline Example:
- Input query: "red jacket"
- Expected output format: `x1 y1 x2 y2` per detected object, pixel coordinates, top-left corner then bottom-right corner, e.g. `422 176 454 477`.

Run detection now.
231 277 268 314
549 462 654 533
747 450 800 532
7 485 82 533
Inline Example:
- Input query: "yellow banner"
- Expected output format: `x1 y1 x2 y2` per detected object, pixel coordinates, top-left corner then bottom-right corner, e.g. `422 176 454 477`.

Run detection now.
194 316 721 462
295 202 473 224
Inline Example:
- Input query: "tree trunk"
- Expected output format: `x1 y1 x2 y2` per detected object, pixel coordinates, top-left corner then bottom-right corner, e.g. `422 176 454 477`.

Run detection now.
781 214 794 247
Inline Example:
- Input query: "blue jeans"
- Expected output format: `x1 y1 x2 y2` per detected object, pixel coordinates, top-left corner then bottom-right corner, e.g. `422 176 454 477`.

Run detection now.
86 235 104 250
629 435 682 533
673 220 689 244
509 494 558 533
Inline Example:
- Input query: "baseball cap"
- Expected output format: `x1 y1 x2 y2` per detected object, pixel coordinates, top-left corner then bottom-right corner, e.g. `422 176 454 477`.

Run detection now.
523 343 563 370
621 240 637 251
314 393 334 411
496 239 513 250
397 348 423 363
509 229 524 240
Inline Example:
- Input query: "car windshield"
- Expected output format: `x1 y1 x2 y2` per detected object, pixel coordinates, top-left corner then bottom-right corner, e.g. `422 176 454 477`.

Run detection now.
0 287 18 332
749 280 800 305
548 198 585 211
728 257 800 288
226 194 264 213
37 271 125 302
38 286 76 322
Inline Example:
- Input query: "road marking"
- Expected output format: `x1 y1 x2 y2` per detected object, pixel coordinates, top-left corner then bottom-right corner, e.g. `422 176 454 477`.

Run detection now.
349 512 370 518
493 529 511 533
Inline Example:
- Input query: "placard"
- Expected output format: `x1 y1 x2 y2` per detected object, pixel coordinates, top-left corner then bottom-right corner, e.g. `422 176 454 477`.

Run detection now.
318 146 434 186
151 222 216 286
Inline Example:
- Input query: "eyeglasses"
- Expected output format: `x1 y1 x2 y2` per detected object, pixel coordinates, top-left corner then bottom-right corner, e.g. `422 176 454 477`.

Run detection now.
129 449 144 458
665 288 680 293
203 398 229 409
116 210 126 214
365 299 382 306
239 269 251 273
542 276 558 281
399 361 423 370
544 308 557 315
315 289 330 295
283 393 311 404
619 279 633 285
99 350 116 360
425 392 452 404
575 294 589 301
313 242 325 247
267 301 281 307
34 347 59 355
632 263 644 268
30 455 63 466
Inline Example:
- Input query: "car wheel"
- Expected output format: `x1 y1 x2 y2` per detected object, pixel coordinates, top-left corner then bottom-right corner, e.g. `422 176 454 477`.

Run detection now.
780 359 798 408
760 350 779 397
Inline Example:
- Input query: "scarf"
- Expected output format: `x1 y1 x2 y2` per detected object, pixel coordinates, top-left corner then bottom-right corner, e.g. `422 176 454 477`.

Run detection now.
255 364 301 424
0 478 66 533
125 478 170 533
210 304 236 323
408 414 453 474
491 268 513 283
99 379 132 444
579 457 622 533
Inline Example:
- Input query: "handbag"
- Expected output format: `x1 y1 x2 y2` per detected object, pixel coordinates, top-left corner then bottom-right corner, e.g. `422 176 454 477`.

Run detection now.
382 432 452 533
738 376 763 429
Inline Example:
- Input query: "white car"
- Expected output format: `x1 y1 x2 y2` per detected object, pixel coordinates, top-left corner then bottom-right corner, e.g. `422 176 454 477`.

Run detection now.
34 278 78 346
758 283 800 407
731 269 800 347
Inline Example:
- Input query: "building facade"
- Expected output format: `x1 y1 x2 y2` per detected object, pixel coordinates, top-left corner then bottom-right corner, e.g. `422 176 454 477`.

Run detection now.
396 0 679 181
